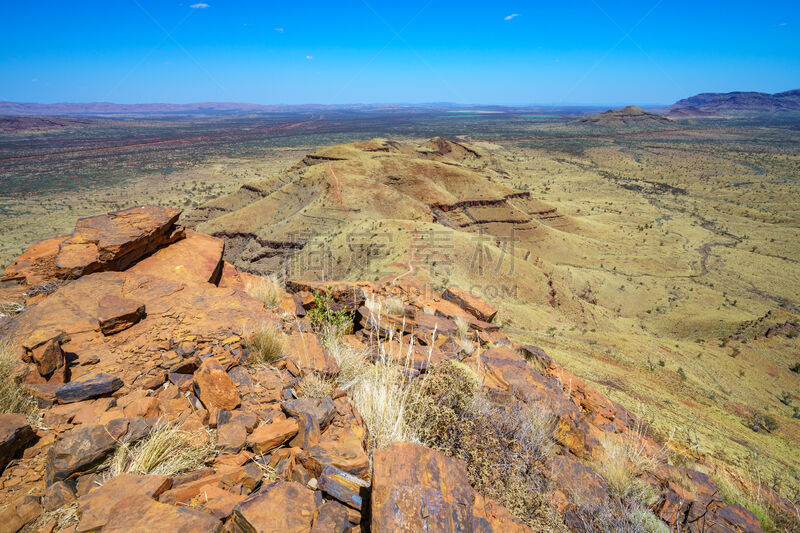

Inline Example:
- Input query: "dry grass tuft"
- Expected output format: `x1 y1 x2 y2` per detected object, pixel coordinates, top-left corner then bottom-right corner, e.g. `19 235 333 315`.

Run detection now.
296 372 336 399
323 333 370 391
244 322 285 366
0 301 24 318
0 342 39 424
596 431 659 505
31 502 79 532
244 274 282 309
454 315 470 339
364 293 405 316
107 422 214 477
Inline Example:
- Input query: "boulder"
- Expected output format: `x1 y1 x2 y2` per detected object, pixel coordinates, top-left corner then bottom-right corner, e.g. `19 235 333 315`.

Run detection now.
282 397 336 430
247 418 299 454
0 414 35 471
43 480 76 512
441 287 497 322
101 493 220 533
301 439 369 480
97 294 145 335
311 500 350 533
193 359 241 412
317 465 370 510
76 473 172 532
46 424 117 483
289 412 320 449
231 481 317 533
215 416 248 454
6 206 183 284
371 442 528 532
0 494 41 533
546 454 608 509
283 331 339 376
128 229 224 286
55 372 123 404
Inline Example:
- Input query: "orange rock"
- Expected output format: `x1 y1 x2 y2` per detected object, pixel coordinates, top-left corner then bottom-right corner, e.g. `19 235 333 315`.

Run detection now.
102 493 220 532
76 473 172 532
2 235 65 284
97 295 145 335
283 331 339 376
247 418 299 454
0 414 35 471
371 442 529 532
441 287 497 322
192 359 241 412
231 481 317 533
0 494 41 533
128 229 224 286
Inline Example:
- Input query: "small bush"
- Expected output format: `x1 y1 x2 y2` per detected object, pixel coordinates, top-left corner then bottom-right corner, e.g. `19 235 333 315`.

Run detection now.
780 391 793 406
108 422 214 477
0 342 39 424
244 275 282 309
677 367 687 381
308 290 353 337
244 322 285 365
748 410 779 433
791 362 800 374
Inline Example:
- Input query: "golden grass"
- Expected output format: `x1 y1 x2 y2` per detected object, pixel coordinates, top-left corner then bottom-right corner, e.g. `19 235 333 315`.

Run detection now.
0 302 24 318
454 315 470 340
107 422 214 477
244 322 285 365
0 342 39 424
596 430 660 505
296 372 336 399
31 502 79 532
244 274 282 309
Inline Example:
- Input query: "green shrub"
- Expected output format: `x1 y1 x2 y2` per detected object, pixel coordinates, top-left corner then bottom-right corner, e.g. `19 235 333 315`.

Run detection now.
308 289 353 336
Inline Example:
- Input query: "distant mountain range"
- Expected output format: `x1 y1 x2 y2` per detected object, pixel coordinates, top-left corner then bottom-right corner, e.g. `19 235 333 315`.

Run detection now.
666 89 800 116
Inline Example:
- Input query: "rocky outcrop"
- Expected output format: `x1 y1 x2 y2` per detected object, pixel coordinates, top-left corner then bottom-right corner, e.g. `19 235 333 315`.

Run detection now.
0 206 786 532
3 205 183 285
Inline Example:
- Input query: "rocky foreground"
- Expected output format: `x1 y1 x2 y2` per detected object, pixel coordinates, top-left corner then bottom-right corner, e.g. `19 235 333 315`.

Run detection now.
0 206 786 532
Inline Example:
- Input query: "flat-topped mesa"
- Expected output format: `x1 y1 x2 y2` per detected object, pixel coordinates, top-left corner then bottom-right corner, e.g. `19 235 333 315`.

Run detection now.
3 206 184 285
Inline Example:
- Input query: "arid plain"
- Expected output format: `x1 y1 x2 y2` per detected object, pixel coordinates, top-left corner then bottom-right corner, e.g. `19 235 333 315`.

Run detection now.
1 110 799 526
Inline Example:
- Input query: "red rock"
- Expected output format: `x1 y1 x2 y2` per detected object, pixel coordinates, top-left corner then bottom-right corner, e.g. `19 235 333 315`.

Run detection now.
46 424 117 483
371 442 527 532
193 359 241 412
76 473 172 532
2 236 65 285
247 418 299 454
231 481 317 533
101 493 220 533
128 229 224 286
43 480 76 511
317 465 370 510
441 287 497 322
289 412 321 449
283 331 339 376
190 483 245 519
0 414 35 471
545 454 608 509
55 373 123 404
714 504 762 533
282 397 337 430
311 501 350 533
216 417 248 454
301 439 369 481
0 494 41 533
6 207 183 285
97 294 145 335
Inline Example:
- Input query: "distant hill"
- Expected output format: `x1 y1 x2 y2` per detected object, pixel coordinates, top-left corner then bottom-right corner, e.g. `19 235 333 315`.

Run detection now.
571 105 673 127
667 89 800 116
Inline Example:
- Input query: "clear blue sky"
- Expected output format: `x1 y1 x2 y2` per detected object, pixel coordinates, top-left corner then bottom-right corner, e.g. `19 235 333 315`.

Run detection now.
1 1 798 105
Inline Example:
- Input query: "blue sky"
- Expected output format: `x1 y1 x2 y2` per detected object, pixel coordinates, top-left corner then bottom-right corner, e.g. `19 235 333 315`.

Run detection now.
0 1 798 105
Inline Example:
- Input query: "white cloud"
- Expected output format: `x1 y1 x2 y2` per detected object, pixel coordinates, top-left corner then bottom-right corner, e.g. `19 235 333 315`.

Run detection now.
504 13 519 21
305 55 313 60
190 3 209 8
778 22 788 26
274 27 284 33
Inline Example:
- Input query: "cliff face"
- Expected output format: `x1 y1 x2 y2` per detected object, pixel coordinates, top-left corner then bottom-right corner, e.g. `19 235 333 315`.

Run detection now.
0 206 776 532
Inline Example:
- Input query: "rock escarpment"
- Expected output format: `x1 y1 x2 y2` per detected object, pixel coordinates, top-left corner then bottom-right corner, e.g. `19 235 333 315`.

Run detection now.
0 207 781 532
